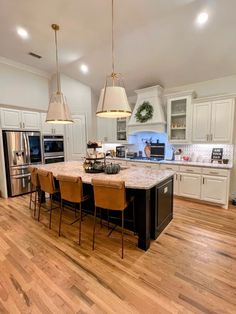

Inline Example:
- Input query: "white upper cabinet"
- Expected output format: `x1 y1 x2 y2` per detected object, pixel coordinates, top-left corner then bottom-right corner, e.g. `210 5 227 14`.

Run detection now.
41 113 65 135
192 98 235 144
0 108 21 129
97 117 116 143
0 108 40 130
166 91 194 144
21 111 40 130
211 99 234 143
192 102 211 142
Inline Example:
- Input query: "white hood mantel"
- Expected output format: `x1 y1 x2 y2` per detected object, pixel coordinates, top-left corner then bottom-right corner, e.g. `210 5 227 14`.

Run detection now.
127 85 166 134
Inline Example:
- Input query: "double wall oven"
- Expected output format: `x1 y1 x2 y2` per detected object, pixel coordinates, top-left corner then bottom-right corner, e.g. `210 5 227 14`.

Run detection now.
43 135 65 164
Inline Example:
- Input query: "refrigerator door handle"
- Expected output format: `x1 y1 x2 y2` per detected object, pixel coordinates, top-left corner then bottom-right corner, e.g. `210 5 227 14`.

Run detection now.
23 133 30 164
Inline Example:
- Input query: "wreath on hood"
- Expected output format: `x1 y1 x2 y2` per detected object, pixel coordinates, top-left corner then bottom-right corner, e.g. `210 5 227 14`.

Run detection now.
135 101 153 123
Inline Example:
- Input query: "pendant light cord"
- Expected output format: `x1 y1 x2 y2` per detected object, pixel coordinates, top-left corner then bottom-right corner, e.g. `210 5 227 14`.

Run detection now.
53 25 61 94
111 0 115 85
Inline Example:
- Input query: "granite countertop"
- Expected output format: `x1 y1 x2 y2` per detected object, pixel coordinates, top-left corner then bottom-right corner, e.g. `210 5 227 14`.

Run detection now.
107 157 233 169
37 161 175 190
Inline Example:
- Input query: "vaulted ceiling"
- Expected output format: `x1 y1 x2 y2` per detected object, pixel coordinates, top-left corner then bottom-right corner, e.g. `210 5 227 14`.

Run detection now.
1 0 236 95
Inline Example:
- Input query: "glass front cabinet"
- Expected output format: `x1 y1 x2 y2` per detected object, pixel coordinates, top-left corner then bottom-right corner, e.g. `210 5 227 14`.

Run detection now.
116 118 127 141
166 91 194 143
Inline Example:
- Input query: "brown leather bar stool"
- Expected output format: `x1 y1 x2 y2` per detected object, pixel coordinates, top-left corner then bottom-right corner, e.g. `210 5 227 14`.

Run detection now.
37 169 59 229
92 179 135 259
28 166 40 218
57 175 90 244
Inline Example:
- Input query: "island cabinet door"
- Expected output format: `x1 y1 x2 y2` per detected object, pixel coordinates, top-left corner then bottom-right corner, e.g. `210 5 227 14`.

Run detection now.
151 178 173 239
178 173 201 199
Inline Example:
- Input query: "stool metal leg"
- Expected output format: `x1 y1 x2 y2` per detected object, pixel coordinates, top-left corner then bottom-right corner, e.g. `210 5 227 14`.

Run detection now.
121 210 124 259
38 194 42 222
59 199 63 236
49 194 52 229
92 206 97 250
132 198 136 234
79 202 82 245
33 189 37 218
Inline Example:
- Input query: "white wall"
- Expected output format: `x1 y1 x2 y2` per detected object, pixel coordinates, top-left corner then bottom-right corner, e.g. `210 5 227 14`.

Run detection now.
0 62 49 110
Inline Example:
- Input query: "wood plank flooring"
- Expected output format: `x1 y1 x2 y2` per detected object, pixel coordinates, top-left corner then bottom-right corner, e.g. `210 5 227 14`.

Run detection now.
0 195 236 313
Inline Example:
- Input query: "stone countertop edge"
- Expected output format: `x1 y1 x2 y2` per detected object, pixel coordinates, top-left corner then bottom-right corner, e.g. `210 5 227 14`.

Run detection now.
107 157 233 169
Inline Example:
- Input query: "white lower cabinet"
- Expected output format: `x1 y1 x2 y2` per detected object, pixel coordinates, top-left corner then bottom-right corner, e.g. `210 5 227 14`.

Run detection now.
201 175 228 204
178 173 201 199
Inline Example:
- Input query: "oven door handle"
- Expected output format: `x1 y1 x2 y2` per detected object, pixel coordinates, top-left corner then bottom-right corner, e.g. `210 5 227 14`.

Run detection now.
43 138 64 142
44 155 64 159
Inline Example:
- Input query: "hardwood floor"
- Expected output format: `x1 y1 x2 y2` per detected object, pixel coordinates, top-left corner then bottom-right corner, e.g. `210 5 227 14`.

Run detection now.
0 196 236 314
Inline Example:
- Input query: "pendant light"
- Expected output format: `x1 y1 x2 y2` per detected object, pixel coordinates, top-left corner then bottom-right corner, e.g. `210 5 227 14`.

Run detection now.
96 0 131 118
46 24 73 124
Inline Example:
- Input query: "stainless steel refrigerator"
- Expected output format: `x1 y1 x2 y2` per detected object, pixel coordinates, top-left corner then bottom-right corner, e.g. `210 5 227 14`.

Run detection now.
3 131 42 197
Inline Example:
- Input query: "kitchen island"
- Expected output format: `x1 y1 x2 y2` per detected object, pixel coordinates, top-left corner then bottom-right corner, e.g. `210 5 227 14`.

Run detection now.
37 161 175 251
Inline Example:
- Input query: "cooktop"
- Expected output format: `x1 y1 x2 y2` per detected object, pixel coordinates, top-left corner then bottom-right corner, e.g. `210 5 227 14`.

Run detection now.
129 157 164 161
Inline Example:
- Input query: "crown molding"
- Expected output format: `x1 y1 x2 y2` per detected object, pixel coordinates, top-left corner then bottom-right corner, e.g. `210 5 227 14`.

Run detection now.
0 56 50 79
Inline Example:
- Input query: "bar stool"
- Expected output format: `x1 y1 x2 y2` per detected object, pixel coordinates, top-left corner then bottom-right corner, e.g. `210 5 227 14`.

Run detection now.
92 179 135 259
28 166 40 218
37 169 59 229
57 175 90 244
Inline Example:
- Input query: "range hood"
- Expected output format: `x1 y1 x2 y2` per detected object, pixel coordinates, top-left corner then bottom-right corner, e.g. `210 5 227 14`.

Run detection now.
127 85 166 134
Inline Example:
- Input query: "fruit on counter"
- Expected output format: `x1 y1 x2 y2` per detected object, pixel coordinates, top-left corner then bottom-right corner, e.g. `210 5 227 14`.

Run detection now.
104 163 121 174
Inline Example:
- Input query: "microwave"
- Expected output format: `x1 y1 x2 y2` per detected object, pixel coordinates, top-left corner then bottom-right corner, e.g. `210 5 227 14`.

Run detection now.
116 146 126 158
150 143 165 159
43 135 64 158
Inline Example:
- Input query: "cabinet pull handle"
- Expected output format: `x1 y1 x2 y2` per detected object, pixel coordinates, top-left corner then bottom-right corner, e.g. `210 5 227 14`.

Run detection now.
20 122 22 128
210 171 218 175
203 178 205 184
175 174 178 180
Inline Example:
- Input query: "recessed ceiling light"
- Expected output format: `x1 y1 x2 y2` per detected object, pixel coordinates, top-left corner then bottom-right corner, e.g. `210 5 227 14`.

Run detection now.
80 64 89 74
196 12 209 25
17 27 29 39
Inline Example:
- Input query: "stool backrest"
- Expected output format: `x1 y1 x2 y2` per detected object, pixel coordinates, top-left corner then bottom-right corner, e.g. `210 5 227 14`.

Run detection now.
28 166 39 187
92 179 126 211
57 175 83 203
37 169 55 194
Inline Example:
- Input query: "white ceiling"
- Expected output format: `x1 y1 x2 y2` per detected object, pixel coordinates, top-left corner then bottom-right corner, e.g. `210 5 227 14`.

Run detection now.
1 0 236 95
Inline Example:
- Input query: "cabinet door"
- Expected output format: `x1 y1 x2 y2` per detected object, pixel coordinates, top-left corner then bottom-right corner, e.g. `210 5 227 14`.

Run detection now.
97 117 116 142
21 111 40 130
192 102 211 142
66 115 86 160
0 108 21 129
211 99 234 143
179 173 201 199
173 173 179 195
41 113 53 134
201 175 227 204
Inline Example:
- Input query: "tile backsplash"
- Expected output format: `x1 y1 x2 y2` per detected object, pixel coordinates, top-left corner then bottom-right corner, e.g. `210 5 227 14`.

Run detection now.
100 132 234 163
173 144 234 162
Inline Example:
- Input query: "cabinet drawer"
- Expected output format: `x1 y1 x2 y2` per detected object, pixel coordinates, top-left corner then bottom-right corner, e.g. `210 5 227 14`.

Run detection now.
202 168 229 177
160 164 179 171
179 166 202 174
